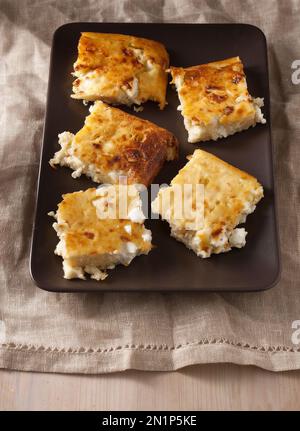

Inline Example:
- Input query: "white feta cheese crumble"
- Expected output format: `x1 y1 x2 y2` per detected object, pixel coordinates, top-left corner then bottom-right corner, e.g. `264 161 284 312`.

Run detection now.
128 207 145 224
229 228 247 248
124 224 132 234
126 242 138 254
142 229 152 243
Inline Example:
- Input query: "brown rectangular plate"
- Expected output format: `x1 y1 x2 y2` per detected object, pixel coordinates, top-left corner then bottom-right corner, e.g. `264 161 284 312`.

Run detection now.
30 22 280 292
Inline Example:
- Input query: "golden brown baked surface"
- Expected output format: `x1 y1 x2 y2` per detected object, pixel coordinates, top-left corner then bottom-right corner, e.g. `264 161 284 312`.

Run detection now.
72 32 169 109
50 101 178 186
172 149 262 230
152 149 264 257
52 186 152 280
56 187 151 258
170 57 266 142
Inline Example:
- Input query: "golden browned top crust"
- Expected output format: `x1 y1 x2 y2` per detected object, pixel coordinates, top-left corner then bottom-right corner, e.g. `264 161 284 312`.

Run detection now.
152 149 263 248
56 188 151 258
72 32 169 108
170 57 256 125
71 101 178 186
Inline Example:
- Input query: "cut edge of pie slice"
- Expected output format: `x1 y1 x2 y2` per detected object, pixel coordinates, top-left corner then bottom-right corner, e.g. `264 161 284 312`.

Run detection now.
49 101 178 187
50 186 152 281
71 32 169 109
170 56 266 143
151 149 264 257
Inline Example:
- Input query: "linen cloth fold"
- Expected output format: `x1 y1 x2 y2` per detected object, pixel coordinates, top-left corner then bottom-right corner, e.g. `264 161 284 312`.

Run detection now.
0 0 299 373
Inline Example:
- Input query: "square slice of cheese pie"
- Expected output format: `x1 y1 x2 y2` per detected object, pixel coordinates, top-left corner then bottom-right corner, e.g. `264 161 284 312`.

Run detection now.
71 32 169 109
152 149 263 258
170 57 266 143
49 101 178 187
51 186 152 280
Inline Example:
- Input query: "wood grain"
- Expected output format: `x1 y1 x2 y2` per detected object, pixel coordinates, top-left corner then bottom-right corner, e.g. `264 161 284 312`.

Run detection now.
1 365 300 411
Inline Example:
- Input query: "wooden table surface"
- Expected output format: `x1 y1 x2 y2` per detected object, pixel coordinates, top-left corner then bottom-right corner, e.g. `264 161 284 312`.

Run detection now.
1 365 300 410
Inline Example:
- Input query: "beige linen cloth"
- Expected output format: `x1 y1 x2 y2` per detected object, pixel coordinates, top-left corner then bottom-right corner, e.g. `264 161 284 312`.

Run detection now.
0 0 299 373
